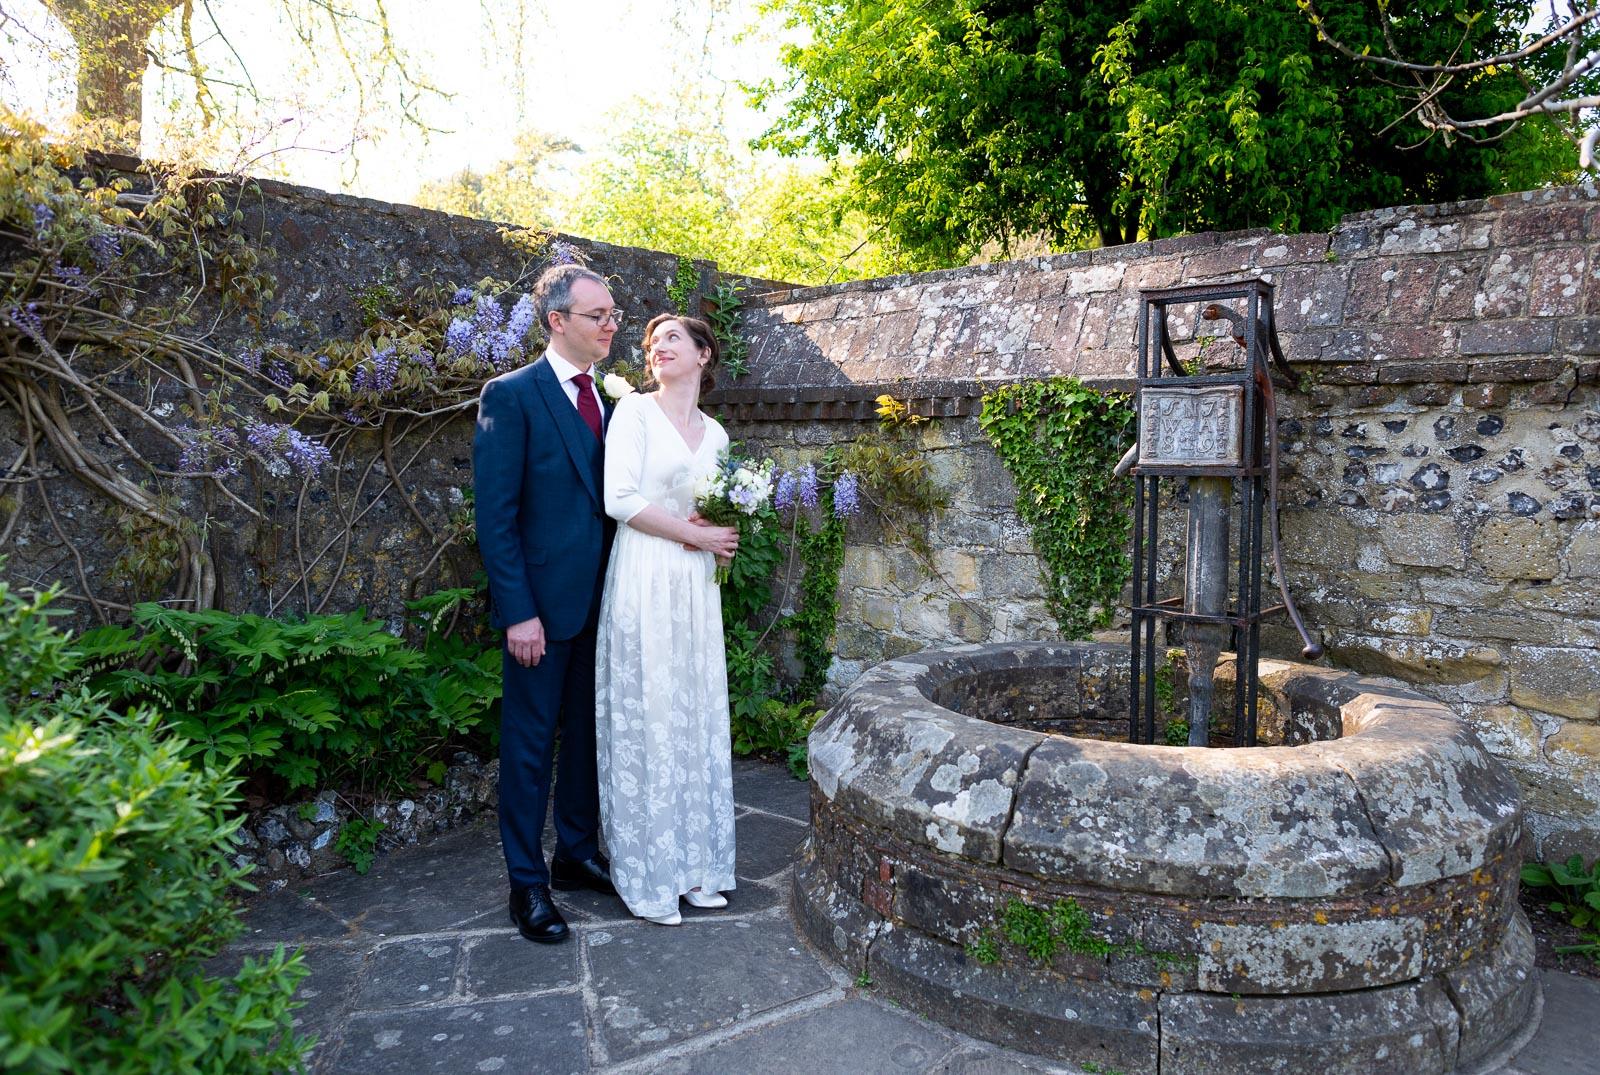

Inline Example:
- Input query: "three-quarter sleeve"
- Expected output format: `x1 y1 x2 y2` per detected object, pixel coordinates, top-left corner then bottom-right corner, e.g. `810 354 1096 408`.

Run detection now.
604 395 651 524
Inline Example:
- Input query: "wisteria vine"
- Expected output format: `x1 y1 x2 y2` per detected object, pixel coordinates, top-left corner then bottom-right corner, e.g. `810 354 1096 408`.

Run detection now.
0 118 562 621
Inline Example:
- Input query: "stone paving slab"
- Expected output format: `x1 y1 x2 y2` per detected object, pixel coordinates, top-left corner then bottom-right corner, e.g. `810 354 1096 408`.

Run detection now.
222 757 1596 1075
1495 970 1600 1075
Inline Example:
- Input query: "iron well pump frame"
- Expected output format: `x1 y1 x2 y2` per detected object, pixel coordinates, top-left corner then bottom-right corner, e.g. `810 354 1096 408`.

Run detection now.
1126 278 1319 747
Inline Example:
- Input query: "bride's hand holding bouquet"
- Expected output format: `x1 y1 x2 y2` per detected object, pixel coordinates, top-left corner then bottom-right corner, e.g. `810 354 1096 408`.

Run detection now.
693 451 774 584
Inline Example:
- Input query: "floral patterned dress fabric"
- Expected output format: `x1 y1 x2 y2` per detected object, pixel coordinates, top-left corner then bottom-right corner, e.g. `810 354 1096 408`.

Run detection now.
596 393 737 918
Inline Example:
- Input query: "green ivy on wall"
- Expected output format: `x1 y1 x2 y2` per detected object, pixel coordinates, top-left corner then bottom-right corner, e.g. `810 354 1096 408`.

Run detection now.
667 254 698 315
789 498 848 700
979 378 1135 640
707 279 750 380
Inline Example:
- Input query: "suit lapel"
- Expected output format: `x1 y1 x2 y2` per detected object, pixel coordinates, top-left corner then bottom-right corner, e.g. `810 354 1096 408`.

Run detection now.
531 359 603 507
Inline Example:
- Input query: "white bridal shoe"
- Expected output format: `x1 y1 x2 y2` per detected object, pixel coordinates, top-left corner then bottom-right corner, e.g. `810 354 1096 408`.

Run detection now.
641 909 682 926
684 888 728 909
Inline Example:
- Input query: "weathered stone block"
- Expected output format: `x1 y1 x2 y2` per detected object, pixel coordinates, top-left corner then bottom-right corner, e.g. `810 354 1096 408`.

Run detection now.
1379 515 1464 568
1569 521 1600 578
1007 734 1390 899
1457 321 1556 355
1193 917 1425 994
1508 646 1600 721
1548 722 1600 765
1531 247 1586 317
1325 636 1504 686
1161 980 1461 1075
1445 911 1540 1071
868 927 1160 1074
1472 518 1563 579
1463 704 1543 761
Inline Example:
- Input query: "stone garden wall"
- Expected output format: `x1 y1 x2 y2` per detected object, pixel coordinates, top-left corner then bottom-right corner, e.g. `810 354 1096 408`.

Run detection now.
3 158 1597 863
710 186 1600 863
0 153 727 633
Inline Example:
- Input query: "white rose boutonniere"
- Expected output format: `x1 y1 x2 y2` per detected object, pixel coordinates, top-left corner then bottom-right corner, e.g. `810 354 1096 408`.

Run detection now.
602 373 635 401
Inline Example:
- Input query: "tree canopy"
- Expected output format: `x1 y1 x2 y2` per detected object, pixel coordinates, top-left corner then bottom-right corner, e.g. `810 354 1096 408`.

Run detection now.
414 97 924 286
753 0 1575 262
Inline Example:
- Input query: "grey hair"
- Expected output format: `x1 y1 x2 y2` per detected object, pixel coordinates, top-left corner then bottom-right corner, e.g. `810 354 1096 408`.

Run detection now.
532 264 610 331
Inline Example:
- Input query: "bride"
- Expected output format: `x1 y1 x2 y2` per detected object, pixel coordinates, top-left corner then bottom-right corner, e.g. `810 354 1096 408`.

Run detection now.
594 314 741 925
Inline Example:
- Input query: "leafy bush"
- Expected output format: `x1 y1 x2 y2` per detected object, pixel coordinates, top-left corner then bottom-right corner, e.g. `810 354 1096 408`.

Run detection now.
0 581 308 1073
1523 855 1600 962
76 589 501 795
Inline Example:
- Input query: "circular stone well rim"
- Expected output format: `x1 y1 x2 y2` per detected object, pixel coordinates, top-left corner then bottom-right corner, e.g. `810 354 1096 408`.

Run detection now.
795 641 1537 1075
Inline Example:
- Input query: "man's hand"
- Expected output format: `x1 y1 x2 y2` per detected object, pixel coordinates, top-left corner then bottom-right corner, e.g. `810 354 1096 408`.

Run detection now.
507 616 546 667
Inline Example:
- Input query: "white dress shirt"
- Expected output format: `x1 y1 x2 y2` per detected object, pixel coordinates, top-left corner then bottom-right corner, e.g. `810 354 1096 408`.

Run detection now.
545 349 607 429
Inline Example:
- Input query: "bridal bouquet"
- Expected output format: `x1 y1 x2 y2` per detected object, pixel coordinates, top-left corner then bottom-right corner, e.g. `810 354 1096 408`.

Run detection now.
694 451 774 584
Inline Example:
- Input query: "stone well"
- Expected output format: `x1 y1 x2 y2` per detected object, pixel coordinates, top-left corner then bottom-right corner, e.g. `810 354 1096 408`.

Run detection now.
794 642 1539 1075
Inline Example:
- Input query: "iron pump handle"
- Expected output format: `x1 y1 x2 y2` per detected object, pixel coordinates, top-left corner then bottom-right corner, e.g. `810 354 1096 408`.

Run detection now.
1193 303 1323 662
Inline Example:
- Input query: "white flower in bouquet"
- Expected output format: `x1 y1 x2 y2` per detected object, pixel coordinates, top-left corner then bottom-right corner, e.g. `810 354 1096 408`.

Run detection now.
695 451 775 583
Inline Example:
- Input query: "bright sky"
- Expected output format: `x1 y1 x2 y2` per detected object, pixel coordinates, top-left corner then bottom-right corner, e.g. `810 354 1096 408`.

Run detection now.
0 0 790 204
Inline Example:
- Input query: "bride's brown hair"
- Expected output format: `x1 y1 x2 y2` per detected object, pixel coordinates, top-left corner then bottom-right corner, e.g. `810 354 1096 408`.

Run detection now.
642 314 721 396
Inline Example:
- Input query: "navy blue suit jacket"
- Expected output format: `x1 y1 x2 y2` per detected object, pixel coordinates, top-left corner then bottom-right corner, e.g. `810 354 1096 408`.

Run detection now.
473 356 615 641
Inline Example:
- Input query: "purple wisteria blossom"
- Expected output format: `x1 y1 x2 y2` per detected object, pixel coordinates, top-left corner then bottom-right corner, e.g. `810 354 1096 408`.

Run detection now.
5 303 45 342
31 202 53 236
507 294 537 340
243 420 333 478
236 346 263 376
451 287 474 305
550 241 578 265
87 228 120 270
473 295 505 331
797 464 819 509
832 472 860 517
353 345 399 394
444 318 473 355
265 359 296 388
176 425 240 479
52 261 84 286
773 469 798 512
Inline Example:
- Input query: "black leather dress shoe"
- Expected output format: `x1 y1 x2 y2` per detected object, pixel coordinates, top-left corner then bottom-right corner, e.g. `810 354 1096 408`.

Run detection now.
509 884 568 944
550 853 617 896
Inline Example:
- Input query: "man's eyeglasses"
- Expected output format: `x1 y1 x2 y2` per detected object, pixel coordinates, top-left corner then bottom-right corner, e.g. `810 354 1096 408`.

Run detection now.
562 308 625 328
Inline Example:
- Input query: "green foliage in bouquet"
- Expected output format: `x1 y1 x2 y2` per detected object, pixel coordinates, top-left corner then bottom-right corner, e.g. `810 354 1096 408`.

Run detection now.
75 589 501 795
0 580 309 1074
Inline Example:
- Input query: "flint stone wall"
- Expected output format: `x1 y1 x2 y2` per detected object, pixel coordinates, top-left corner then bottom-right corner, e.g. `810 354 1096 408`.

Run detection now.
711 186 1600 863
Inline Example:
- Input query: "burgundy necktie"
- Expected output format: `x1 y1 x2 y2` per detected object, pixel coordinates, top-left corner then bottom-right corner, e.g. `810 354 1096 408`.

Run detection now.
571 372 603 442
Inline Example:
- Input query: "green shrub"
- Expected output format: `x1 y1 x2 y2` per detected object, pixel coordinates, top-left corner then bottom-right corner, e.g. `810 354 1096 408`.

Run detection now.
0 581 309 1073
75 589 501 795
1523 855 1600 963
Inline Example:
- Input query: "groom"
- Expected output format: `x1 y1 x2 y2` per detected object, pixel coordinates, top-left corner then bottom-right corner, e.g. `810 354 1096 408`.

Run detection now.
473 264 621 944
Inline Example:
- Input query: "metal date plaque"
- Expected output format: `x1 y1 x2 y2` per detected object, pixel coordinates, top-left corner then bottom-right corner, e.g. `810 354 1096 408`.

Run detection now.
1139 385 1244 468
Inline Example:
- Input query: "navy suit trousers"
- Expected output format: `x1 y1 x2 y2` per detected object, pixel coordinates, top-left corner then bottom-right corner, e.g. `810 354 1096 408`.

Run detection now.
498 619 602 889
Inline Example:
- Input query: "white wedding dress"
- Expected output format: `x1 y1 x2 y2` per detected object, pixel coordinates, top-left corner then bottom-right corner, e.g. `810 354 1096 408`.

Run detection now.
596 392 737 918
